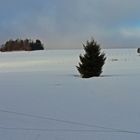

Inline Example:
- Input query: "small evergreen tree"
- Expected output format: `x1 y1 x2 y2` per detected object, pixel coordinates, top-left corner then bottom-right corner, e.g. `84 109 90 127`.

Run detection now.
77 39 106 78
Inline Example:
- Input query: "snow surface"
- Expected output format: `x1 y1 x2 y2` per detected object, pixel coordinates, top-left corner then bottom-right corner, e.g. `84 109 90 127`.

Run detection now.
0 49 140 140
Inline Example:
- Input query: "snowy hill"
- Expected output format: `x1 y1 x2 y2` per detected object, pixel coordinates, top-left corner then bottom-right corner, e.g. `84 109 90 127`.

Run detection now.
0 49 140 140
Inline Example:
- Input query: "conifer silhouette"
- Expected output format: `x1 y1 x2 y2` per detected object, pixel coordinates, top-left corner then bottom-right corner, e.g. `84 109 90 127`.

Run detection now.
77 39 106 78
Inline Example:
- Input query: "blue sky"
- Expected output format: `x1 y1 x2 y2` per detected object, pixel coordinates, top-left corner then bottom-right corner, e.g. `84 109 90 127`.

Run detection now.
0 0 140 49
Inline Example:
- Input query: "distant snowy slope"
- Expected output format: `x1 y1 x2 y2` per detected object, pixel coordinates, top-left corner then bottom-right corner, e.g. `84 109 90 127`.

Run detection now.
0 50 81 73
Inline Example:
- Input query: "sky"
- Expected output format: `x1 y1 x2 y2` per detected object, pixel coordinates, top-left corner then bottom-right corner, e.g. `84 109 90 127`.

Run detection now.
0 0 140 49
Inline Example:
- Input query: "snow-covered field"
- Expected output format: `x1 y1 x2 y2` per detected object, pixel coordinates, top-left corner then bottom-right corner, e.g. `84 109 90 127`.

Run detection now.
0 49 140 140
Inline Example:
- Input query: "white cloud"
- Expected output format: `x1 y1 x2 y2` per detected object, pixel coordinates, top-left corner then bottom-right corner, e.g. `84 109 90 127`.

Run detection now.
120 27 140 38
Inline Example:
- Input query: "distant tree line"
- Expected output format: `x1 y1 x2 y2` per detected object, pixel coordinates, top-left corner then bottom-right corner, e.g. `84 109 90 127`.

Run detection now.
0 39 44 52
